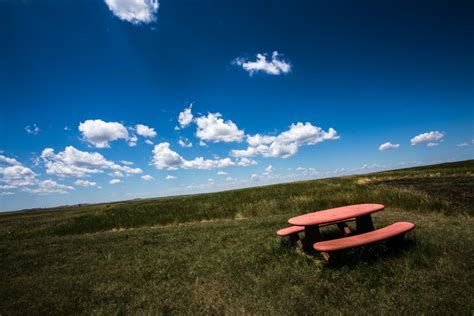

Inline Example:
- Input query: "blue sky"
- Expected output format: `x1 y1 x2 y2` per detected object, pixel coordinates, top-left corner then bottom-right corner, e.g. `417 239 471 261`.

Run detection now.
0 0 473 211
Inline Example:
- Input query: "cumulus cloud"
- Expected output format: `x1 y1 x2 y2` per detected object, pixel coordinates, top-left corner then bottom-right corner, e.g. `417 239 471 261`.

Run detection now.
108 171 124 177
237 157 258 167
166 175 177 180
120 160 134 165
79 119 129 148
217 171 227 176
178 137 192 148
177 103 193 129
247 134 275 147
152 142 235 170
145 139 154 145
0 155 21 166
195 113 244 143
141 174 154 181
233 51 291 76
128 135 138 147
135 124 157 138
109 179 121 184
74 180 97 187
152 143 185 170
231 122 339 159
378 142 400 151
427 142 438 147
22 180 74 195
0 164 37 180
104 0 159 24
0 184 17 190
410 131 444 146
226 177 237 182
262 165 275 176
41 146 142 178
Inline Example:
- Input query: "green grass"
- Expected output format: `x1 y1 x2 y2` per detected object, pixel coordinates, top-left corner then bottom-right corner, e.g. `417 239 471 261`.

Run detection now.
1 160 473 314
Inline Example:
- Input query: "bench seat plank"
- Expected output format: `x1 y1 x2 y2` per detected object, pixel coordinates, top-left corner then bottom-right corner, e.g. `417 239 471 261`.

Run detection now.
277 226 305 236
314 222 415 252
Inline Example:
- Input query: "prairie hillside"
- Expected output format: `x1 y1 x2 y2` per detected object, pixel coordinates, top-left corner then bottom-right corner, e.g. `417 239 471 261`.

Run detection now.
1 160 473 314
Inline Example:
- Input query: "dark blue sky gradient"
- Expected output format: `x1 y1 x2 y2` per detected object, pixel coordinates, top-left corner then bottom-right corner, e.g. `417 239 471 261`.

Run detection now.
0 0 473 210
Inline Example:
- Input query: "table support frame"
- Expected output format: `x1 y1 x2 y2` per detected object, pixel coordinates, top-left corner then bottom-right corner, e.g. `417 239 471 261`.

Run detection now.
303 225 321 252
355 214 375 233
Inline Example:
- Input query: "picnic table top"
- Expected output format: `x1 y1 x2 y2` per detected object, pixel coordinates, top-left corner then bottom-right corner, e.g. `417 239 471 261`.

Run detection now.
288 203 384 226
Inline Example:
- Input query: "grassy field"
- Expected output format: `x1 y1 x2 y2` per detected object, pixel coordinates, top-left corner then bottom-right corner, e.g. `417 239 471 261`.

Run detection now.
1 160 473 314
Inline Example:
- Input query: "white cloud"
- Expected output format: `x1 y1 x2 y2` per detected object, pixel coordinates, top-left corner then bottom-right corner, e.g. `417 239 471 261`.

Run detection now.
104 0 159 24
217 171 227 176
41 146 142 178
177 103 193 129
166 175 177 180
233 51 291 76
145 139 154 145
152 143 185 170
182 157 234 170
0 191 15 196
0 184 17 190
141 174 154 181
22 179 74 195
79 119 129 148
178 137 193 148
25 124 40 135
247 134 276 147
74 180 97 187
262 164 275 176
0 165 37 179
120 160 134 165
152 142 235 170
128 135 138 147
237 157 258 167
108 171 124 177
427 142 439 147
110 179 121 184
195 113 244 143
231 122 339 159
0 155 21 166
378 142 400 151
411 131 444 146
226 177 237 182
135 124 157 138
456 142 469 147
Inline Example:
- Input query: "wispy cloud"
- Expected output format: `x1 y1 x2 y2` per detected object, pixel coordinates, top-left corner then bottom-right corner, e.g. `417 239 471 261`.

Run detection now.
25 124 40 135
233 51 291 75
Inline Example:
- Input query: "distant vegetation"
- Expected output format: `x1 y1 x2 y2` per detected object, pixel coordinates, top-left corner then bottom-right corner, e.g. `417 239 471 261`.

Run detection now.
1 160 473 314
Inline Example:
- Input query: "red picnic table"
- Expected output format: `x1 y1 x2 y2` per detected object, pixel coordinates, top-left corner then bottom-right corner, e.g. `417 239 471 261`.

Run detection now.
287 203 385 252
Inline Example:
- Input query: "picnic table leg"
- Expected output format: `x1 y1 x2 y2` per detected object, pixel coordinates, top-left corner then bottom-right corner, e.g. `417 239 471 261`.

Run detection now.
356 214 374 233
303 225 321 252
289 233 303 249
336 222 352 236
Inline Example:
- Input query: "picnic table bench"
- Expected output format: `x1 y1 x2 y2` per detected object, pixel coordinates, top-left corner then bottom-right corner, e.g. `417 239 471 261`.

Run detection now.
277 203 415 262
